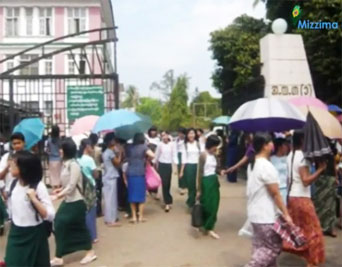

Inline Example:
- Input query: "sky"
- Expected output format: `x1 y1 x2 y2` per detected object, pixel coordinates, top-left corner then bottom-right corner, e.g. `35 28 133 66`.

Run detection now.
112 0 266 100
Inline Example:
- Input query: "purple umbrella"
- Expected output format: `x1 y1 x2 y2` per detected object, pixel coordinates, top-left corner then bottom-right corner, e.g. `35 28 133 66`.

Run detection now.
228 98 305 132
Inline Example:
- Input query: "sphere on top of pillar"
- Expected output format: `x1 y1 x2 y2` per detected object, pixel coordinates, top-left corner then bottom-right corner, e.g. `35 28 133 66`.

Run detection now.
271 18 288 34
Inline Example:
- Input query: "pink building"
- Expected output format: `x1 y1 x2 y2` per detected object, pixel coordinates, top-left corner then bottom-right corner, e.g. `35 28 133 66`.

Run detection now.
0 0 117 135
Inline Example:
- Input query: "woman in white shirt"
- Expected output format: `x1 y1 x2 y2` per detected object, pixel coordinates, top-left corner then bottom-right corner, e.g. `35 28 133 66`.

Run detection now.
173 127 187 195
50 138 96 266
155 131 174 212
246 132 292 267
5 151 55 267
283 130 326 267
180 128 204 209
196 135 225 239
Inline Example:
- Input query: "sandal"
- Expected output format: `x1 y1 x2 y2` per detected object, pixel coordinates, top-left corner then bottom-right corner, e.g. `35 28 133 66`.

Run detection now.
50 258 64 267
129 218 137 224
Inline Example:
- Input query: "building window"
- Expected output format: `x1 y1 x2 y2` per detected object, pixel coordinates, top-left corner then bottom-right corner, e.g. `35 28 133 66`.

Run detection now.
6 55 14 72
39 8 52 36
68 54 76 74
44 57 53 74
44 101 53 116
5 7 19 37
20 55 39 75
26 8 33 36
21 101 40 112
68 8 86 34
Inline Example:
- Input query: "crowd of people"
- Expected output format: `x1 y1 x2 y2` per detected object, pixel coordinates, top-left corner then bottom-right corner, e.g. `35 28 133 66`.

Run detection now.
0 124 341 267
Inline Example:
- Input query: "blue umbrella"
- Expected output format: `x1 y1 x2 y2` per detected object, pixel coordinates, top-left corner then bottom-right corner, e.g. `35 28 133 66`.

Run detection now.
212 116 231 125
328 104 342 113
92 110 152 140
13 118 45 149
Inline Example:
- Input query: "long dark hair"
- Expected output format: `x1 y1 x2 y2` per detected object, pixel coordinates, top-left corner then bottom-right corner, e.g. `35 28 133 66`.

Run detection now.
79 138 91 157
133 133 145 145
250 132 272 170
185 128 199 151
51 125 60 144
12 151 42 186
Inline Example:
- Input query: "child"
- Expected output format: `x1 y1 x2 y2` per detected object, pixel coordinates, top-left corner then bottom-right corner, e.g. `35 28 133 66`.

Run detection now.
5 151 55 267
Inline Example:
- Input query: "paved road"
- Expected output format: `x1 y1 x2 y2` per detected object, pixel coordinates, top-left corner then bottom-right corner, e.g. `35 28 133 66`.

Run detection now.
1 176 341 267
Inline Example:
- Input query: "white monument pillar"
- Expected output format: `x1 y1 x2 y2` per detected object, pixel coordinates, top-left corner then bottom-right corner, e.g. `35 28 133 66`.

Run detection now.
260 32 315 99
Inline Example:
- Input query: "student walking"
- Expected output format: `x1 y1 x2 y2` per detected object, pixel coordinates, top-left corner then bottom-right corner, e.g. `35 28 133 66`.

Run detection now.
155 131 174 212
126 133 155 223
78 139 99 243
180 128 203 209
50 138 96 266
245 133 292 267
46 125 62 189
173 128 187 195
5 151 55 267
196 135 225 239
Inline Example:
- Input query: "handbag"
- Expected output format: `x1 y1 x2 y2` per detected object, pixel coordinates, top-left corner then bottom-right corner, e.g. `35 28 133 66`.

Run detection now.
191 202 203 228
145 162 161 190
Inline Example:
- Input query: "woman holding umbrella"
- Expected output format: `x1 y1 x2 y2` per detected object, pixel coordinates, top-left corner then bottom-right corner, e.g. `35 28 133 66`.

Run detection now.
312 141 338 237
284 130 327 267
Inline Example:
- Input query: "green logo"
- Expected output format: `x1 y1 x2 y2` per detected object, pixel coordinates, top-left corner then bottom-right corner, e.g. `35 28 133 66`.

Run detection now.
291 5 302 26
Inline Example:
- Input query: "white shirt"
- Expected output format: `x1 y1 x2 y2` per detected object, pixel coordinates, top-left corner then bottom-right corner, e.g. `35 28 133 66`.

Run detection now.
287 150 311 198
155 142 174 164
204 154 217 176
173 139 185 164
8 181 55 227
247 158 279 224
182 142 204 164
0 152 15 193
146 135 160 147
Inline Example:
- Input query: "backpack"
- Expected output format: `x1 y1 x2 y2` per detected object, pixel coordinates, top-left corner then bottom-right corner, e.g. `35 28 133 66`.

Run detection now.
70 160 96 212
9 179 53 237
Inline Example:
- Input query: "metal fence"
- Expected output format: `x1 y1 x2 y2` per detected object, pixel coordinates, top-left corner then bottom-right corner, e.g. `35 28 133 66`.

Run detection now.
0 74 118 139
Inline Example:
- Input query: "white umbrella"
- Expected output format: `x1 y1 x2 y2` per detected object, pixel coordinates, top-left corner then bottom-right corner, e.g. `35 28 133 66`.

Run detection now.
229 98 305 132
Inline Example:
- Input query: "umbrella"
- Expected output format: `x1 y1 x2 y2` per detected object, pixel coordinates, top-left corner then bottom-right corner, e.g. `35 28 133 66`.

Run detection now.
92 110 152 140
212 116 231 125
288 96 327 110
297 106 342 139
70 115 99 136
328 104 342 114
72 133 89 148
303 112 331 159
228 98 305 132
13 118 45 150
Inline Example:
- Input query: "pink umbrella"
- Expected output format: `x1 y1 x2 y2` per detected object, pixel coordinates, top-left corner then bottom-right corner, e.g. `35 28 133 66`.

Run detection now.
70 115 99 136
288 96 328 110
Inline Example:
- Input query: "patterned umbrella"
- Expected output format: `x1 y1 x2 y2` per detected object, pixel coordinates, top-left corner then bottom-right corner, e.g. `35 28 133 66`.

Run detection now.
228 98 305 132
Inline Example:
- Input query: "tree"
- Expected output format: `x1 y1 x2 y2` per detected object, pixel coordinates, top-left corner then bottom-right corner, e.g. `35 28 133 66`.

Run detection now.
209 15 268 113
149 69 176 102
136 97 163 128
257 0 342 103
161 75 191 131
190 91 221 129
121 85 139 110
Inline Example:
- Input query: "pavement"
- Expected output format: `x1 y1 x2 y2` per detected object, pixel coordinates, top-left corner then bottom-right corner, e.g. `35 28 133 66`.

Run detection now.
1 175 341 267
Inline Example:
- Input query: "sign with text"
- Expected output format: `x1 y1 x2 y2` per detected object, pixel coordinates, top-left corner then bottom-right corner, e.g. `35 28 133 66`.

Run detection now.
67 85 104 120
260 34 315 99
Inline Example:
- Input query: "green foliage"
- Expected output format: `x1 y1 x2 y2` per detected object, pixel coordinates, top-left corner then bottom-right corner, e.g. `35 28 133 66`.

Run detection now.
121 85 139 110
260 0 342 103
190 91 221 129
136 97 163 128
161 75 191 131
209 14 268 113
149 69 175 102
